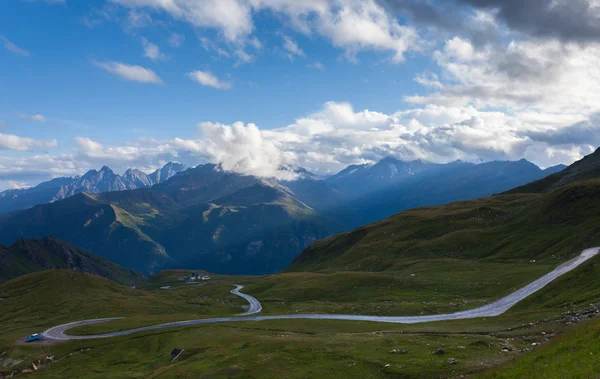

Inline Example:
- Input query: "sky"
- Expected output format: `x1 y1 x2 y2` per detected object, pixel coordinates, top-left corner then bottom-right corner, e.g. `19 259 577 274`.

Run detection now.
1 0 600 189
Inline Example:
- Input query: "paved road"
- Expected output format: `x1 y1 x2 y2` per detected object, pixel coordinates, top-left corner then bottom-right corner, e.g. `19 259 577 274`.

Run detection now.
232 284 262 316
42 247 599 341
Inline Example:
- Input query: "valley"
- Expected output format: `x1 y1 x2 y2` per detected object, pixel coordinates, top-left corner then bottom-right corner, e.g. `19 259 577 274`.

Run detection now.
3 149 600 377
0 157 565 277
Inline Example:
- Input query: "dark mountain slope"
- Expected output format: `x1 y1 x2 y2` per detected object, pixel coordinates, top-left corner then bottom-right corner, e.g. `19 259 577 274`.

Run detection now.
0 193 170 274
508 148 600 194
0 165 335 275
290 178 600 273
314 159 563 230
0 236 144 284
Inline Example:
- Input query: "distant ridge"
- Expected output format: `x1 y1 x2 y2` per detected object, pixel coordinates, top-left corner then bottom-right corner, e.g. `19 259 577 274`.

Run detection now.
507 149 599 193
0 157 566 275
0 162 189 213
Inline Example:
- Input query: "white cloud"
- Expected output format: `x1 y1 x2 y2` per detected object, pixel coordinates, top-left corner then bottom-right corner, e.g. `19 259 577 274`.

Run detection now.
168 32 185 47
94 60 163 83
188 70 231 89
109 0 419 63
282 35 305 60
307 61 325 70
408 37 600 115
0 180 29 191
198 121 297 180
2 99 598 186
1 36 30 56
19 113 47 122
0 133 57 151
141 38 166 61
110 0 254 42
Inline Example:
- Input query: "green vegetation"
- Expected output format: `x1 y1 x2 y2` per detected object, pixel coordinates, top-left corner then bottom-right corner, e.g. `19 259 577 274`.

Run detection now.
0 167 334 275
290 180 600 273
3 150 600 377
0 246 596 377
2 257 600 378
508 147 600 194
243 262 552 316
480 317 600 378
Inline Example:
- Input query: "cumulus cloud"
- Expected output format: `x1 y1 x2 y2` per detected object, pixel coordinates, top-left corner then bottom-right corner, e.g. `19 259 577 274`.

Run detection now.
2 99 598 187
93 60 163 84
1 36 30 56
188 70 231 89
406 38 600 115
19 113 47 122
522 114 600 147
141 38 166 61
0 133 57 151
453 0 600 43
110 0 253 42
109 0 419 62
198 121 298 179
380 0 600 46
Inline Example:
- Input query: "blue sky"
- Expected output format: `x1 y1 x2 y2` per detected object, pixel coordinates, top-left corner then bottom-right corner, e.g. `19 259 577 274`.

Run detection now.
1 0 600 189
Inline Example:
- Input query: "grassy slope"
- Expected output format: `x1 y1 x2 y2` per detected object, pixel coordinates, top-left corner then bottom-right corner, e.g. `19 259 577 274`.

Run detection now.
243 262 552 316
3 162 600 377
0 245 41 282
0 269 539 379
290 180 600 273
507 147 600 194
479 317 600 379
0 270 245 347
232 180 600 318
1 258 598 378
1 251 600 378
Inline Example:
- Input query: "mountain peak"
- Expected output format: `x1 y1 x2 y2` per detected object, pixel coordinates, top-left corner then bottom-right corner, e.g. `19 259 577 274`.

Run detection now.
148 162 189 185
100 165 112 172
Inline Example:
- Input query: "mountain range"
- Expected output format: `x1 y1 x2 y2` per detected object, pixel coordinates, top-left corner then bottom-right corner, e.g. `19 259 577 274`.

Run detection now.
0 162 188 214
288 158 566 229
0 157 566 275
289 148 600 274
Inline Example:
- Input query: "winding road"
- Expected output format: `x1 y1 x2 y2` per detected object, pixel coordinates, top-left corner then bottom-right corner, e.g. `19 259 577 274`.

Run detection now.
42 247 600 341
232 284 262 316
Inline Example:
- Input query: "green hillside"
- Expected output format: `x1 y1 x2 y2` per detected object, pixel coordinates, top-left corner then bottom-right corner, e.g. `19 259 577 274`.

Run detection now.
288 179 600 273
0 166 335 275
508 147 600 194
0 236 145 285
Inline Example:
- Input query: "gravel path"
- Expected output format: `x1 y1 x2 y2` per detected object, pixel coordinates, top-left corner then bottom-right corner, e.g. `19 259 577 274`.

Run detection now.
41 247 599 341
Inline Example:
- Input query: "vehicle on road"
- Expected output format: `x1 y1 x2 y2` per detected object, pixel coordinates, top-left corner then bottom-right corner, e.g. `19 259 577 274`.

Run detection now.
27 333 42 342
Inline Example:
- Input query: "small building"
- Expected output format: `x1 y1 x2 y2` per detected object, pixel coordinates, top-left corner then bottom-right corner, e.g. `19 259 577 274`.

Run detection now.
201 275 211 281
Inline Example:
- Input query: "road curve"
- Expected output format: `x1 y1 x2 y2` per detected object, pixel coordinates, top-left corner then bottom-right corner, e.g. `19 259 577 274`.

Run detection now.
232 285 262 316
42 247 599 341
